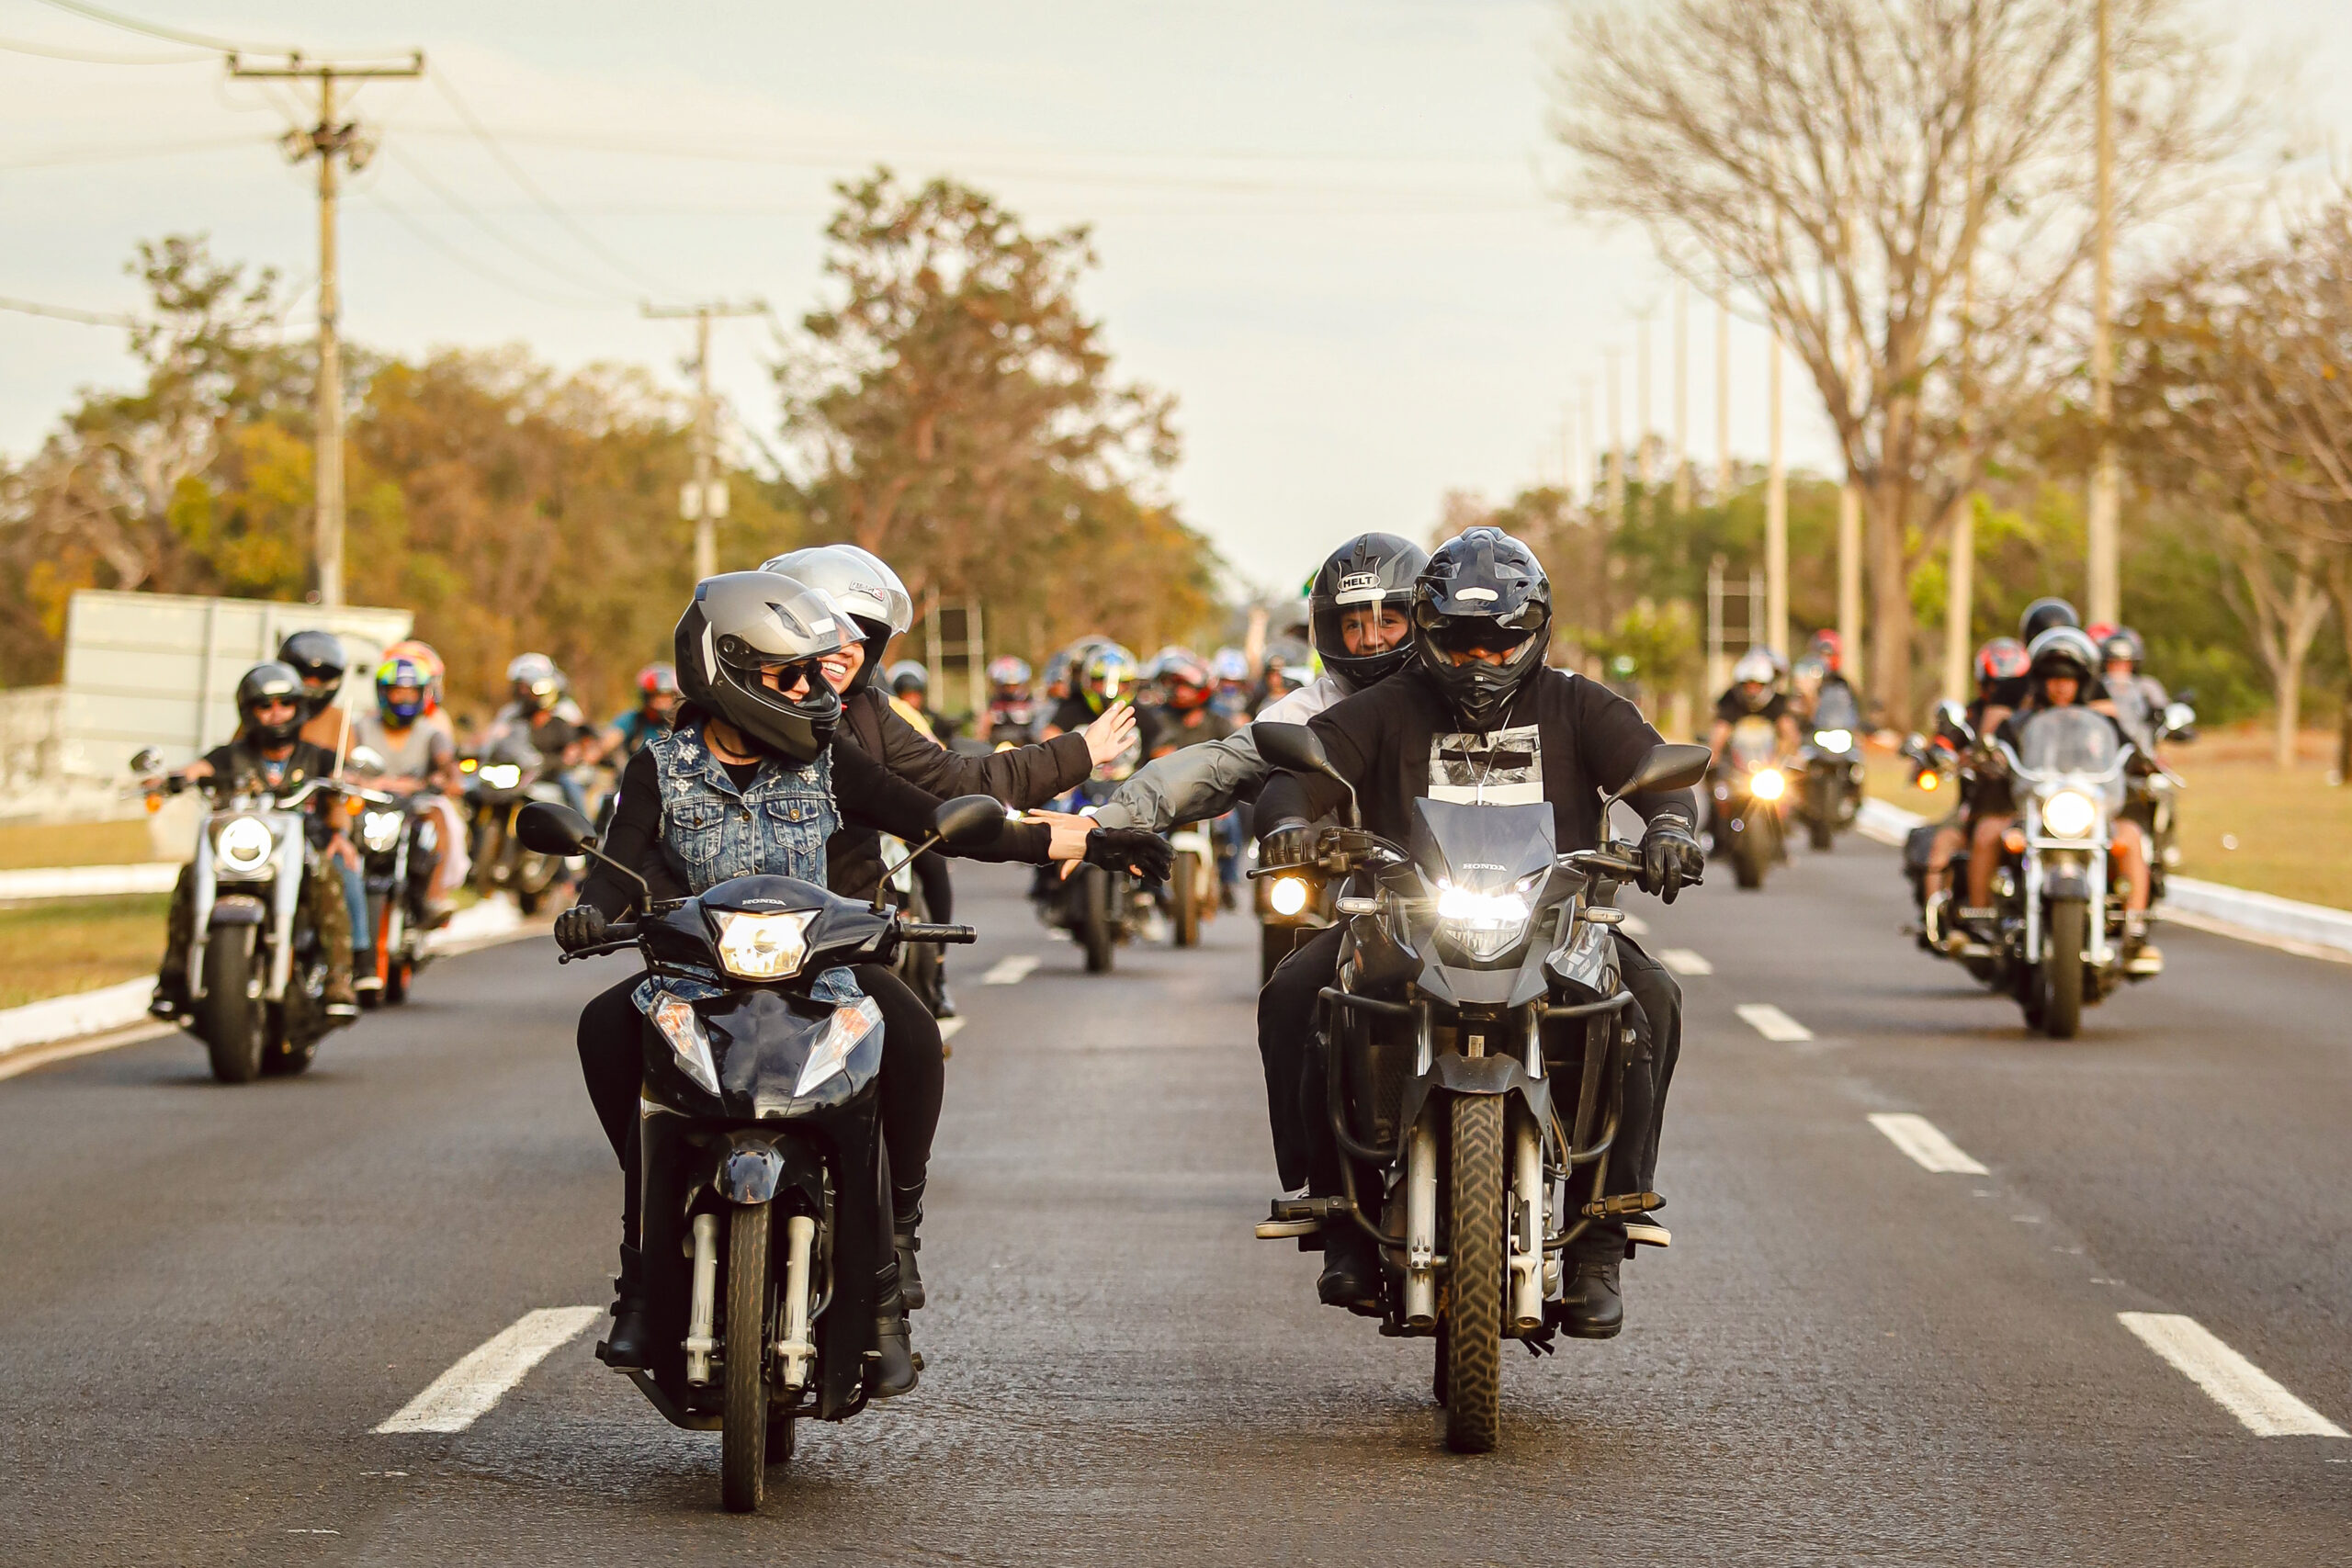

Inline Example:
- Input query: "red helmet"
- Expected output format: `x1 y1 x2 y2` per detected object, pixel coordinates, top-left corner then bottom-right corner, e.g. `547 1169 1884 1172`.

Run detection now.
1974 636 2030 690
1807 628 1844 673
637 662 681 698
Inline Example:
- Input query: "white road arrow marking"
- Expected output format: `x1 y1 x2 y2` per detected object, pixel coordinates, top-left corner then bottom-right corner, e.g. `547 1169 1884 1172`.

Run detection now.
2118 1313 2348 1438
1735 1002 1812 1042
1658 948 1713 976
982 954 1040 986
1867 1112 1990 1174
374 1306 601 1435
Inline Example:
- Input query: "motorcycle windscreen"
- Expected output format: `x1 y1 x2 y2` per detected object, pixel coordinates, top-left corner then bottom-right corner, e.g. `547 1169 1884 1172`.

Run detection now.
704 987 884 1116
1813 682 1861 730
1408 796 1555 894
1728 715 1778 765
2018 707 2122 773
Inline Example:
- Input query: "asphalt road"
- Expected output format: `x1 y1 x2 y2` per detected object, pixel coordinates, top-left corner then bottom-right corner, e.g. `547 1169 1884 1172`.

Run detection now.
2 844 2347 1564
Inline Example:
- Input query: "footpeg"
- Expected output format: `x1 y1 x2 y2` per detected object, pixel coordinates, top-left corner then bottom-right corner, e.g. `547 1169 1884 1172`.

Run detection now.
1580 1190 1665 1219
1255 1195 1348 1240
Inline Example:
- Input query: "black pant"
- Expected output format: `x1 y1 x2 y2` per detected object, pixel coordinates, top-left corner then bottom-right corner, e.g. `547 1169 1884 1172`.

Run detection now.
576 962 946 1247
1260 925 1681 1258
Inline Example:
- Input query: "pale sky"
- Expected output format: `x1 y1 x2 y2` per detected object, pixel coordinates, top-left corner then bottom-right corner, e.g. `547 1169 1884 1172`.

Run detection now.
4 0 2347 598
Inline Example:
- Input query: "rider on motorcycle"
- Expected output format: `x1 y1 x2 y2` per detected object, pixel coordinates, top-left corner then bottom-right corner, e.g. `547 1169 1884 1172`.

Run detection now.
1960 626 2157 959
350 653 463 924
563 571 1169 1394
1792 629 1858 727
1707 648 1800 765
488 652 591 815
1142 648 1233 756
886 660 939 741
1254 526 1705 1337
592 663 681 767
149 662 359 1021
984 655 1035 742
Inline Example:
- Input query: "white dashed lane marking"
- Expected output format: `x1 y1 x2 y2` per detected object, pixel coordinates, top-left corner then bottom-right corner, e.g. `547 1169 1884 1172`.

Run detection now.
1618 913 1650 937
2117 1313 2348 1438
1657 948 1713 976
374 1307 601 1435
1867 1112 1990 1175
982 955 1040 986
1735 1002 1813 1042
938 1017 966 1043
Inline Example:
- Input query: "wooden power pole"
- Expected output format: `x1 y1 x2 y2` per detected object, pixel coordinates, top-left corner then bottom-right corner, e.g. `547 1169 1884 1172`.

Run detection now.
231 51 424 607
2086 0 2121 627
643 300 767 580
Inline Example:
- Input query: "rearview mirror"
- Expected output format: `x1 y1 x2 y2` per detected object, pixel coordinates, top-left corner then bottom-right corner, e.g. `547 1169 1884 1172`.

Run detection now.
346 745 387 779
1933 699 1976 744
129 747 163 776
2162 701 2197 738
933 794 1006 849
1253 721 1333 778
515 800 596 857
1611 742 1712 801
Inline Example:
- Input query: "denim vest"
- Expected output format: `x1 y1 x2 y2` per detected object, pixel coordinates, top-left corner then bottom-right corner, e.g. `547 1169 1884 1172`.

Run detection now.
636 718 859 1016
646 717 839 892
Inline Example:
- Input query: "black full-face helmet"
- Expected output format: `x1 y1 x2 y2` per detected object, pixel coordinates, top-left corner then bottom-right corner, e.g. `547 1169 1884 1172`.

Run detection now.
2018 596 2080 647
2026 626 2100 699
1411 526 1553 730
1309 532 1429 694
674 572 852 763
277 629 347 718
236 660 308 748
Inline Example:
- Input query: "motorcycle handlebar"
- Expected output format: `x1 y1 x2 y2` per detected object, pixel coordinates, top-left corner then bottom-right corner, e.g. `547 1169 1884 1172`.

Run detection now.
898 922 978 945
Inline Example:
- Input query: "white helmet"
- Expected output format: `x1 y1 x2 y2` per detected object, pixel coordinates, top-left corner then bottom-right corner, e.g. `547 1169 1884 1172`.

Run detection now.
760 546 913 639
1732 649 1780 687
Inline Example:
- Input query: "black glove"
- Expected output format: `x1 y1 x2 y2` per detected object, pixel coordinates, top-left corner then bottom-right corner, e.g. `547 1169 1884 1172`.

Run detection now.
1259 818 1315 872
1637 818 1704 905
1085 827 1174 883
554 904 608 953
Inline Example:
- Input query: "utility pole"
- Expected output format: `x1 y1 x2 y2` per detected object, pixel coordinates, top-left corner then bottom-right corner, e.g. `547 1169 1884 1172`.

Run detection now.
1838 291 1865 689
1715 299 1733 499
1767 333 1788 660
231 50 424 607
1604 348 1626 521
1634 309 1656 491
2086 0 2120 626
643 300 767 580
1671 282 1690 512
1944 125 1984 703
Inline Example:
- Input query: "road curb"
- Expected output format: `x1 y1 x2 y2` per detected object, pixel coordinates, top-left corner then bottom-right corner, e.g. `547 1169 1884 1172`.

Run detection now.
0 863 178 900
1856 795 2352 962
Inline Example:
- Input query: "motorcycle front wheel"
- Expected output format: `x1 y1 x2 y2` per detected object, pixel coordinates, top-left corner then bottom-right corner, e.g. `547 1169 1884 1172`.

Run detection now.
1732 818 1769 890
1172 851 1201 948
1081 868 1115 975
1808 782 1835 852
2041 898 2087 1040
1442 1095 1506 1454
199 928 267 1084
720 1203 775 1512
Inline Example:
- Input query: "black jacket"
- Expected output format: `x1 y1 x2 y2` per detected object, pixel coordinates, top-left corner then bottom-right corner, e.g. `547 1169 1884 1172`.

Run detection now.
825 688 1091 902
1257 665 1700 852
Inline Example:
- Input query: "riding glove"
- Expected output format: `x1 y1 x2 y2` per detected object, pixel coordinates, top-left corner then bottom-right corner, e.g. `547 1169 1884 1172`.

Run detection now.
1085 827 1175 883
1637 818 1705 905
555 904 609 953
1259 818 1316 873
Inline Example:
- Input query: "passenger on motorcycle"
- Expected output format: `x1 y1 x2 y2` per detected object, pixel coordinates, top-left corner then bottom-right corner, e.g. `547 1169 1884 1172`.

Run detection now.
350 654 463 924
1255 526 1704 1337
1960 626 2157 959
566 572 1170 1393
2100 628 2169 751
148 661 359 1020
278 630 352 755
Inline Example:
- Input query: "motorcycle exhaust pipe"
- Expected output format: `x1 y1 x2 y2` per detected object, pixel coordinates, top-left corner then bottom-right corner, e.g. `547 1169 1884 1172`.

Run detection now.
1510 1116 1544 1333
1404 1119 1439 1328
684 1212 720 1385
775 1213 818 1392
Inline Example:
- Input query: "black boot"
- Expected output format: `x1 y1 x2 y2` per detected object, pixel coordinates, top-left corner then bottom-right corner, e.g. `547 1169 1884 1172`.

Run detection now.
595 1246 654 1371
891 1186 926 1312
872 1303 921 1399
1557 1249 1624 1339
1316 1223 1383 1316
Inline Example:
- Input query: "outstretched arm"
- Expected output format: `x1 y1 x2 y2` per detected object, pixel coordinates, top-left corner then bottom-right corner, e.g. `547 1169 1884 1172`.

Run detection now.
1092 728 1270 832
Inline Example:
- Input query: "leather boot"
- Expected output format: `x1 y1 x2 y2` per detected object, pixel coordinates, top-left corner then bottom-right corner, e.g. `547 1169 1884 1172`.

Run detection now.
891 1185 926 1312
595 1246 655 1371
872 1304 921 1399
1557 1250 1623 1339
1317 1224 1382 1316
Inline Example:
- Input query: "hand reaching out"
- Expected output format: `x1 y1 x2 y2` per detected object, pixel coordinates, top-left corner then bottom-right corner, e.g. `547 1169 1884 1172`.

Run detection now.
1083 702 1138 767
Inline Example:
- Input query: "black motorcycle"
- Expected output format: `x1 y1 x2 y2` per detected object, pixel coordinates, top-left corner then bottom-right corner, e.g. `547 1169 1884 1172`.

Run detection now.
515 796 989 1513
1793 683 1864 852
1251 724 1708 1454
462 734 571 913
1709 716 1788 890
1035 764 1151 974
1251 836 1336 984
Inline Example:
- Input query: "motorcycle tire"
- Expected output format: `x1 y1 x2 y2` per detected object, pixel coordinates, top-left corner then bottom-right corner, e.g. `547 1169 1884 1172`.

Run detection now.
1808 795 1835 852
720 1203 775 1513
2042 899 2087 1040
1082 868 1115 975
1442 1095 1506 1455
384 958 413 1006
1173 852 1201 949
1732 820 1768 891
198 928 268 1085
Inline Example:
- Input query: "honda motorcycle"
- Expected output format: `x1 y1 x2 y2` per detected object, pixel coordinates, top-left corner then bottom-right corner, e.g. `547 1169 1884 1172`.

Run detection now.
134 747 380 1083
516 795 989 1513
1250 724 1709 1454
1710 716 1787 890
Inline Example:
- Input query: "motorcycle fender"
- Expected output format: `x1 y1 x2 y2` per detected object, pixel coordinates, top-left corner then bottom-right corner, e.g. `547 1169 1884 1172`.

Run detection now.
1395 1053 1551 1153
2045 870 2093 903
714 1139 786 1204
208 894 267 927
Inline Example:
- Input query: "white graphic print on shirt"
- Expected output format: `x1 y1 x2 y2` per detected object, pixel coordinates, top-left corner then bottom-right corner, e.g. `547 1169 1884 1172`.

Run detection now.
1429 725 1543 806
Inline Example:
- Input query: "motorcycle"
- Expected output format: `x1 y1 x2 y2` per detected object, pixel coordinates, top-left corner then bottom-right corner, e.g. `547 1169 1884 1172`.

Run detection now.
1166 821 1217 948
1250 837 1337 985
515 795 991 1513
344 748 440 1007
1710 716 1788 890
461 733 571 914
1250 724 1710 1454
1033 739 1153 974
133 747 380 1083
1983 706 2161 1038
1793 683 1864 852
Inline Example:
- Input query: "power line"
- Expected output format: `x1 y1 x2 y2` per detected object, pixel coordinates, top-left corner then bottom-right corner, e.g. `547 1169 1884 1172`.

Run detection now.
0 32 209 63
381 142 635 304
357 189 618 310
0 293 136 327
26 0 276 53
0 132 273 171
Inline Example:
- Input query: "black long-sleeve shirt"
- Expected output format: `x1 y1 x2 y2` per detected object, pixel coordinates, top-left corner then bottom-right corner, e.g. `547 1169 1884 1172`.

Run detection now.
580 740 1049 919
1256 665 1700 852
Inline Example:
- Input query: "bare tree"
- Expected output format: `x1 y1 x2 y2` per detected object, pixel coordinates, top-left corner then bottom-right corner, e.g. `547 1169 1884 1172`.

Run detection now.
1554 0 2245 721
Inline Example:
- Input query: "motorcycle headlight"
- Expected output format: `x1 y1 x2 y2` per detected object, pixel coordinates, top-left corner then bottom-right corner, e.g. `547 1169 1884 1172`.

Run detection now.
361 810 404 853
794 996 883 1099
480 763 522 790
1269 875 1311 917
1750 767 1787 802
1436 883 1531 960
2041 788 2098 839
713 909 816 980
649 994 720 1096
216 815 274 870
1814 728 1853 753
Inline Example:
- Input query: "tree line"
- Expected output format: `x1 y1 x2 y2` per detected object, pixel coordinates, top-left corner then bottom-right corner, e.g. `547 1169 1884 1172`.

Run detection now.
0 171 1224 726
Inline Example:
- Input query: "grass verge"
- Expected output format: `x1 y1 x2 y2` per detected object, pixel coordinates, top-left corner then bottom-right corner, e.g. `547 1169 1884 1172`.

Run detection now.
0 894 167 1010
0 818 160 871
